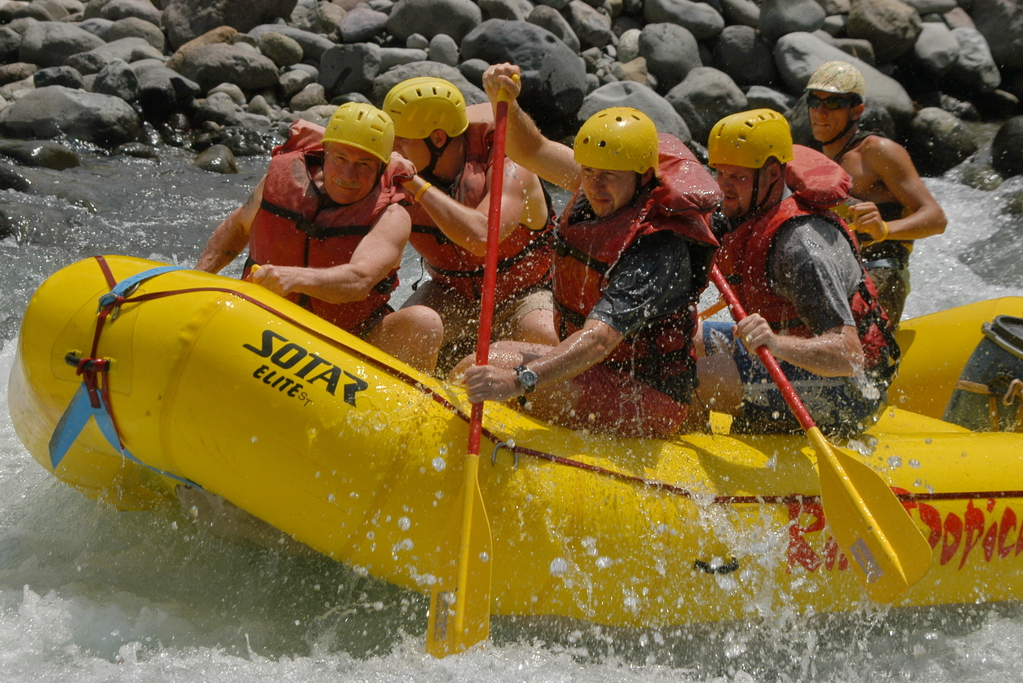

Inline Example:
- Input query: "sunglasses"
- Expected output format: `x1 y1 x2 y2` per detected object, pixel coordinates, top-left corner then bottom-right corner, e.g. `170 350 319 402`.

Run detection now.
807 93 857 110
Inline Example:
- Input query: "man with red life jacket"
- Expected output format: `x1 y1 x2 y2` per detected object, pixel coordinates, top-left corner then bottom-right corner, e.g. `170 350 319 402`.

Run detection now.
195 102 443 373
455 63 721 439
696 109 899 435
807 61 946 326
382 77 557 372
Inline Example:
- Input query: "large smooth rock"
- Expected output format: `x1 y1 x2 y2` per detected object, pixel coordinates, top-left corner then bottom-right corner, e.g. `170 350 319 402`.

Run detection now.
93 58 139 101
18 21 104 68
107 16 166 52
0 85 142 145
846 0 923 63
759 0 825 44
642 0 724 41
172 43 279 93
386 0 482 43
774 32 915 129
33 65 85 90
0 139 80 169
256 30 304 67
664 66 746 144
905 106 978 176
913 20 959 77
163 0 298 50
0 25 24 61
991 115 1023 178
338 5 388 43
713 25 776 86
949 27 1001 94
101 0 163 25
247 25 335 61
578 80 691 143
719 0 758 27
319 42 381 97
638 22 701 92
969 0 1023 70
134 63 201 123
65 37 163 75
461 19 588 135
565 0 614 50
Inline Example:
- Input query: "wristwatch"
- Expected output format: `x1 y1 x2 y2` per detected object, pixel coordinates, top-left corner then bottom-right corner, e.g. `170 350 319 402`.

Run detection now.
514 365 537 394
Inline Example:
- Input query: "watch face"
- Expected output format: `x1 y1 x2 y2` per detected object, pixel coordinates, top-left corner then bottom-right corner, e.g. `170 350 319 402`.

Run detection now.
516 366 537 392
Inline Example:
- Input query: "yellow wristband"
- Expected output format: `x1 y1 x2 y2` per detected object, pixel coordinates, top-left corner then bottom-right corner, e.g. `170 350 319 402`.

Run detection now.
413 182 433 203
878 221 889 242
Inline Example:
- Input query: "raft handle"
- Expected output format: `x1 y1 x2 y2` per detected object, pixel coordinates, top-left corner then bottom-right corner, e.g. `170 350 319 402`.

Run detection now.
491 441 518 469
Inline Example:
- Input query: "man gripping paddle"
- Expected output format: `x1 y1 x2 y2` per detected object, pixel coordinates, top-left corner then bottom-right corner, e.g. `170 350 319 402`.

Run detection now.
457 63 720 439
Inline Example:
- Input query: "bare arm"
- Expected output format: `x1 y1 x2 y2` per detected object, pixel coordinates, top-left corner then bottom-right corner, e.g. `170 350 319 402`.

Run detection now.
850 137 946 242
464 318 623 402
737 315 864 377
402 156 533 257
482 63 581 193
195 177 265 273
252 204 412 303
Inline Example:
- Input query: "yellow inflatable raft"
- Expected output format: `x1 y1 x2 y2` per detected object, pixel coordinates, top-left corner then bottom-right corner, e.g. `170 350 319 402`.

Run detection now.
9 255 1023 628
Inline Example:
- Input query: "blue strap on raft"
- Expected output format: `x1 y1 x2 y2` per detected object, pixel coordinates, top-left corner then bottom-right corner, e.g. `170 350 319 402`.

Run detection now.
48 265 199 487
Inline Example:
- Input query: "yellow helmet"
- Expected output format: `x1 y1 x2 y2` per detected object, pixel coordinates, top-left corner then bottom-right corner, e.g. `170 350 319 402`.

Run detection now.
707 109 794 169
574 107 659 175
806 60 866 100
383 77 469 139
321 102 394 164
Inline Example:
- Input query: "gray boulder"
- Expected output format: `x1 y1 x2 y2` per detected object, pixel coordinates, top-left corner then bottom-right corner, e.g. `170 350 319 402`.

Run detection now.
461 20 588 134
0 26 24 62
565 0 615 50
194 91 243 125
774 32 916 129
93 58 139 101
638 22 701 92
163 0 299 50
0 139 80 169
719 0 759 27
379 47 429 71
459 58 489 88
280 66 314 98
34 65 85 89
992 115 1023 178
0 85 142 145
713 25 776 86
18 21 105 68
290 82 329 109
107 17 166 52
101 0 162 24
846 0 922 63
578 80 691 143
65 37 163 75
745 84 796 112
903 0 956 12
386 0 482 43
759 0 825 44
906 106 978 176
134 64 201 122
291 1 344 34
319 42 381 96
527 5 580 53
172 42 280 93
642 0 724 41
192 144 239 173
257 30 304 67
664 66 746 144
949 27 1001 93
913 21 960 77
0 62 38 86
428 33 460 66
247 25 335 61
479 0 532 21
338 6 389 43
969 0 1023 70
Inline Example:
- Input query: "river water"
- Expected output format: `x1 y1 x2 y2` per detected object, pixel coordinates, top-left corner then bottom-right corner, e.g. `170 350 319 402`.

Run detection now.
1 137 1022 681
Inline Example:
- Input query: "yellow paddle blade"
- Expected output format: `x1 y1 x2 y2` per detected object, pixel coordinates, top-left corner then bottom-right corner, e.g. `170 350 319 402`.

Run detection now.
425 457 492 657
810 427 933 603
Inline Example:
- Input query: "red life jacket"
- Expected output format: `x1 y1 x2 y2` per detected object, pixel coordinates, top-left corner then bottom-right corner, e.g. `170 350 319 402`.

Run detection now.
553 134 721 401
247 120 415 334
715 145 899 380
404 104 554 302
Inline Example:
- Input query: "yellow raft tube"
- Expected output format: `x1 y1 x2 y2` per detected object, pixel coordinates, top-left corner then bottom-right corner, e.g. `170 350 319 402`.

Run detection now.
9 255 1023 628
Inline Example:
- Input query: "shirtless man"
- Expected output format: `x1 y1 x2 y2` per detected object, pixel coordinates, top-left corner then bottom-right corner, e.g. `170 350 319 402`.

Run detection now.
807 60 946 325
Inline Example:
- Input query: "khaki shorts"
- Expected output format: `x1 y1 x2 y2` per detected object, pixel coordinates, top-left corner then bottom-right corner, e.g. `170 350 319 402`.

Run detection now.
403 280 553 373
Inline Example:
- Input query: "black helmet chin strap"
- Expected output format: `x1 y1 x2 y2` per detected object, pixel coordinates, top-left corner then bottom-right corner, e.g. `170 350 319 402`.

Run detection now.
747 163 784 216
419 133 454 187
821 117 859 146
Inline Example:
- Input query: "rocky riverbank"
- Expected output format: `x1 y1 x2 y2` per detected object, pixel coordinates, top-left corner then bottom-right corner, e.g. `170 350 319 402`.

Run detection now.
0 0 1021 214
